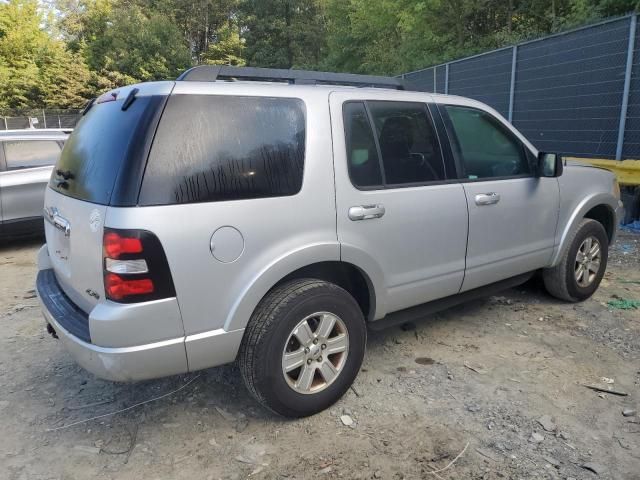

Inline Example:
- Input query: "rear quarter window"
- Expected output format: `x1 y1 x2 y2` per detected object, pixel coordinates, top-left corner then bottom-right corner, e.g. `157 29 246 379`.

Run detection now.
139 95 306 205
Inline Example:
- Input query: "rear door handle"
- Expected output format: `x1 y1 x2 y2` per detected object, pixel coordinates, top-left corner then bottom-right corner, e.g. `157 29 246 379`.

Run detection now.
43 207 71 236
474 192 501 206
348 204 386 221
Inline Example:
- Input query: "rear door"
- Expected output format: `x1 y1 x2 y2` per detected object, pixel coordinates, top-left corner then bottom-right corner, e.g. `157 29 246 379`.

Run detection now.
44 83 172 313
439 102 560 291
330 92 469 317
0 139 59 223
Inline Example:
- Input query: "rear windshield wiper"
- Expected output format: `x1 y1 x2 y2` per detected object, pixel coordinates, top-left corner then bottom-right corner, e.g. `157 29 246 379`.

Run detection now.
121 88 139 111
82 98 96 116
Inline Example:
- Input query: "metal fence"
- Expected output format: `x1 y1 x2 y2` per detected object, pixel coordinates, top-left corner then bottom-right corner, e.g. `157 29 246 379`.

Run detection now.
0 109 81 130
402 14 640 160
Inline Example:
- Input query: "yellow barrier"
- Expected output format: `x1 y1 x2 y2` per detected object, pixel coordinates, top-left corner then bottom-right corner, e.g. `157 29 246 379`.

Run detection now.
568 158 640 186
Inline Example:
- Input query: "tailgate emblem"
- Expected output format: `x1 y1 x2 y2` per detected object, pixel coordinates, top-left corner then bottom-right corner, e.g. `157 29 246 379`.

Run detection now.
89 209 102 233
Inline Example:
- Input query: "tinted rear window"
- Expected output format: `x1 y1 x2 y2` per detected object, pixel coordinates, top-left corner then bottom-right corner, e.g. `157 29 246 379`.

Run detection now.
139 95 305 205
50 95 164 205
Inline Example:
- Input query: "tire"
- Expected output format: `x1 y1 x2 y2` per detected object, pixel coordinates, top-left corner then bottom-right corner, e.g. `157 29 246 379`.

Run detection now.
543 218 609 302
238 278 367 417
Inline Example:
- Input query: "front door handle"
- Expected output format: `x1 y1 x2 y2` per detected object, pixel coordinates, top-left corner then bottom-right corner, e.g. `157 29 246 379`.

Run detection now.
474 192 501 206
348 204 386 221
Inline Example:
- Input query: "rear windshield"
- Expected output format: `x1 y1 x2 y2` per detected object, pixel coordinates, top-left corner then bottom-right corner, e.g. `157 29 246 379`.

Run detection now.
49 95 164 205
139 94 305 205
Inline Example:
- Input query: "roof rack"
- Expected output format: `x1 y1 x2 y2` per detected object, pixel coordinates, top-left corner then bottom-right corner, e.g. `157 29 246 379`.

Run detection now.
177 66 405 90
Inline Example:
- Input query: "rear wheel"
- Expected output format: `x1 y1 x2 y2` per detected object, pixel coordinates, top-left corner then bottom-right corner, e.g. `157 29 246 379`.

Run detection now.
238 279 366 417
543 218 608 302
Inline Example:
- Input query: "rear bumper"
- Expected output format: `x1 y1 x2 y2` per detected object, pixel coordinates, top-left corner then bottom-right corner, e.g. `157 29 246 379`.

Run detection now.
42 308 188 382
37 267 189 381
36 263 245 381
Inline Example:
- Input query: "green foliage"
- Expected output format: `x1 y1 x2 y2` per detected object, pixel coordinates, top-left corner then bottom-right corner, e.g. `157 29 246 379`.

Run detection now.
0 0 92 109
90 6 191 82
202 21 246 66
57 0 191 86
322 0 639 75
1 0 638 109
239 0 326 69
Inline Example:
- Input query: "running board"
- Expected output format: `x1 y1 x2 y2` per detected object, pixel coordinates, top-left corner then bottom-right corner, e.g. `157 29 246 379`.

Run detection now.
368 272 535 331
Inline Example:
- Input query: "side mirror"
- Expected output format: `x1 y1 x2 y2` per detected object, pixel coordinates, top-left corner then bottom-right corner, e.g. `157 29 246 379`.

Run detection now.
537 152 563 178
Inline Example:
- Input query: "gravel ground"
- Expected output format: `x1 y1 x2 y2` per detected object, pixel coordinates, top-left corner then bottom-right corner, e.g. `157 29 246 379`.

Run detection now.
0 232 638 480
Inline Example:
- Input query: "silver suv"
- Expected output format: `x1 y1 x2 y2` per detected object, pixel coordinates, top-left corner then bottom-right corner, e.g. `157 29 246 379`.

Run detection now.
36 67 623 417
0 129 68 237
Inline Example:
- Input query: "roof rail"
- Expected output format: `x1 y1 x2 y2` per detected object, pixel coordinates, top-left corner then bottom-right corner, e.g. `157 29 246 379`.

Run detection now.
177 66 405 90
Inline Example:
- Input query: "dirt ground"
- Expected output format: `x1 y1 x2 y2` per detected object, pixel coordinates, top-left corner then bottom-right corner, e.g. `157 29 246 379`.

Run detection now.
0 232 638 480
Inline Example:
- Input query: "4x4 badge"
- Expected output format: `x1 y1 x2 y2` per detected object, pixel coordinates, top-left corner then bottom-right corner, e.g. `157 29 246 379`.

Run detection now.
86 289 100 300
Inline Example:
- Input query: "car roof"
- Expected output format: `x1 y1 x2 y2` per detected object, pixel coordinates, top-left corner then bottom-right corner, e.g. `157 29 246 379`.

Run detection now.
113 78 476 108
0 129 71 141
170 78 475 101
170 79 431 98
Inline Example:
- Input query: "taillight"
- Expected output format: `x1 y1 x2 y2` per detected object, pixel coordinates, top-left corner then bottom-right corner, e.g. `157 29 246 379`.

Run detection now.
103 229 175 303
105 273 154 300
104 232 143 258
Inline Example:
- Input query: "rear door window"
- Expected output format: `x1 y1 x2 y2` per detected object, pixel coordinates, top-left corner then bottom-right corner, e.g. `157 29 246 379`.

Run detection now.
139 95 306 205
368 101 445 185
342 100 446 189
4 140 61 170
343 102 383 188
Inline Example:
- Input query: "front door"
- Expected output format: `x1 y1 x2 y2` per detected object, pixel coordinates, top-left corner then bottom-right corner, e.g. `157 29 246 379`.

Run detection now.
330 92 469 318
439 103 560 291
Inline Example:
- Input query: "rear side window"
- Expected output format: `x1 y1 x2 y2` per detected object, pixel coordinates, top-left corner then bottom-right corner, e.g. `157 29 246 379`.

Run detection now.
342 101 445 189
444 105 531 179
4 140 61 170
343 102 383 188
369 101 444 185
50 95 165 205
139 95 306 205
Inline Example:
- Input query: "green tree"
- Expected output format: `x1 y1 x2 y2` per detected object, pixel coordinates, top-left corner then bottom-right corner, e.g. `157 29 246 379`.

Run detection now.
56 0 191 86
0 0 92 109
125 0 242 64
239 0 326 69
202 20 246 65
90 6 192 82
321 0 640 76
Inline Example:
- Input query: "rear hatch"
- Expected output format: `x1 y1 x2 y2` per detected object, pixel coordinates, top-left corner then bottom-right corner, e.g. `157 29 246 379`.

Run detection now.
44 82 173 314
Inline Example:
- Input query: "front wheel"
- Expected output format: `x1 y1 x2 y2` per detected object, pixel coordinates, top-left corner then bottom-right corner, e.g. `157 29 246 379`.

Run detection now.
543 218 609 302
238 279 366 417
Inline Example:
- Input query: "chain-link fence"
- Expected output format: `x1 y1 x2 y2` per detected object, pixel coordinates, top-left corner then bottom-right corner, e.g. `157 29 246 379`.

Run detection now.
0 109 81 131
402 14 640 160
